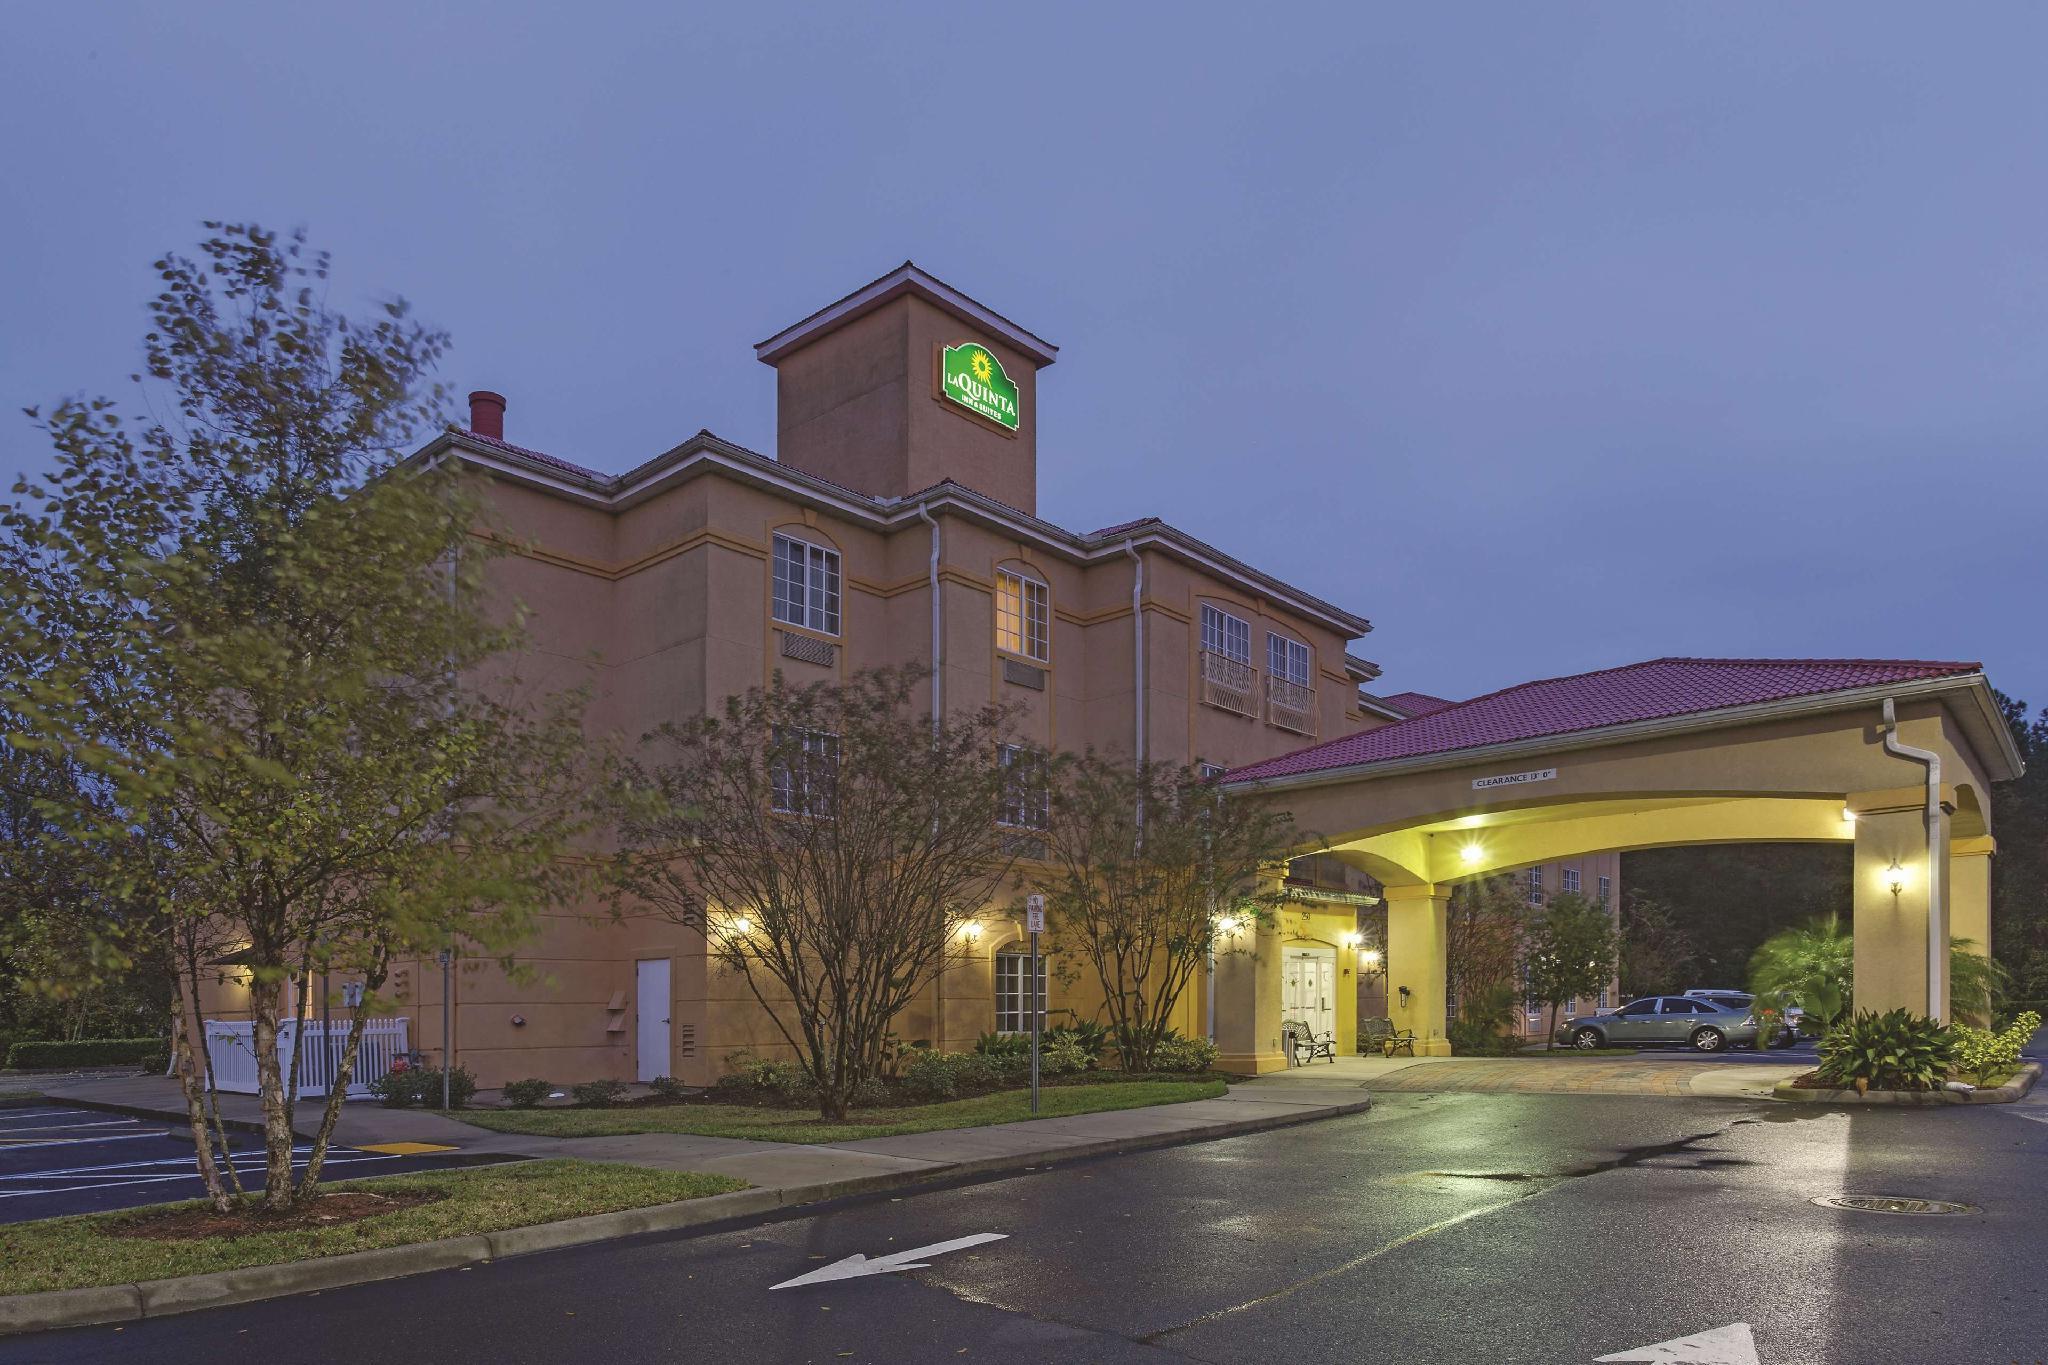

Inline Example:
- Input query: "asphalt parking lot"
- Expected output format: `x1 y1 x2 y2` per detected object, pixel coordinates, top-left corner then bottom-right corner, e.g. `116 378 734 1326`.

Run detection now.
0 1103 506 1222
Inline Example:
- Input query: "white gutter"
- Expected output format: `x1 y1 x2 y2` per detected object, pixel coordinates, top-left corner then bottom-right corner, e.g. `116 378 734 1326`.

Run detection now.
1880 697 1945 1019
919 503 942 735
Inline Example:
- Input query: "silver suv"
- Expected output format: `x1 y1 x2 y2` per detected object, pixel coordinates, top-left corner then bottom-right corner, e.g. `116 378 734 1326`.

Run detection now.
1554 995 1761 1052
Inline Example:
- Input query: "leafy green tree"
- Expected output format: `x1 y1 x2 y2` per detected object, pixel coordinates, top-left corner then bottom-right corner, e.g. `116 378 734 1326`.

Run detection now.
1037 754 1295 1072
1447 875 1526 1011
1523 892 1619 1048
1619 891 1698 998
616 666 1021 1121
0 224 592 1211
1989 692 2047 998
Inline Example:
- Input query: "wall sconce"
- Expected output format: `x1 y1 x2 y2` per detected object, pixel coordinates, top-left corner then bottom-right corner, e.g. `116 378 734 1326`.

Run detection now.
959 921 984 941
1216 915 1241 937
1340 931 1361 949
1360 949 1382 971
1886 862 1905 898
1398 985 1411 1007
729 915 752 936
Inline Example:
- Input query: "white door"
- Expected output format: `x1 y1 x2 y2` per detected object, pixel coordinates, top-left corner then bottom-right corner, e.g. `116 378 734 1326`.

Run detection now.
635 958 672 1082
1283 948 1337 1039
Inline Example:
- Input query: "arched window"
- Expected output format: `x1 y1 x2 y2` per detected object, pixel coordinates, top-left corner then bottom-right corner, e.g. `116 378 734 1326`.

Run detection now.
993 946 1046 1034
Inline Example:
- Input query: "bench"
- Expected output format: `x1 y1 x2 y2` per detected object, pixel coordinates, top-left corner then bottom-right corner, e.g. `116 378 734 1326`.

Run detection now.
1283 1019 1338 1065
1360 1016 1417 1058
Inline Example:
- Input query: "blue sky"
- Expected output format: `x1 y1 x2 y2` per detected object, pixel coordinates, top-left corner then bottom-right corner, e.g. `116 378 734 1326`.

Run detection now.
4 4 2043 706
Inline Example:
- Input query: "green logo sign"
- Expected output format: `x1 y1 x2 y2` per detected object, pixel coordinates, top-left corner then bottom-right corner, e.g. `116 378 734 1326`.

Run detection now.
939 342 1021 432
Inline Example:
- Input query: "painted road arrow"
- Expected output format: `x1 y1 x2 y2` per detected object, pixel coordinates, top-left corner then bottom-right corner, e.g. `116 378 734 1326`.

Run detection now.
770 1233 1008 1289
1596 1321 1759 1364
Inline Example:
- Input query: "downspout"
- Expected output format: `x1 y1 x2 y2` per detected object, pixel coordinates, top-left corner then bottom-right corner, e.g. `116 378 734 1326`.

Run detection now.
918 504 942 735
919 503 945 1044
1124 540 1145 770
1880 697 1944 1019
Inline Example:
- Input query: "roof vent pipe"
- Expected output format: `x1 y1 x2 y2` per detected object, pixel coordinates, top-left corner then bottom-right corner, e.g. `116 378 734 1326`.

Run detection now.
1880 697 1944 1020
468 390 507 441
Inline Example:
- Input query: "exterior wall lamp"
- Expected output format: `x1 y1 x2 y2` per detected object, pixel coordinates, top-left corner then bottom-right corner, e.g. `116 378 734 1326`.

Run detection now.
1886 862 1906 898
1398 985 1411 1007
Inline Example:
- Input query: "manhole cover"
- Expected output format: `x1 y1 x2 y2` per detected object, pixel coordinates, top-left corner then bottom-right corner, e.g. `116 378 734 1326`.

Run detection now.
1811 1194 1975 1216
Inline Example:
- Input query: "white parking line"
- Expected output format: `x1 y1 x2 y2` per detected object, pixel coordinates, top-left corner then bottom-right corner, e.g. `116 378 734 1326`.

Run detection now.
0 1118 146 1136
0 1132 167 1154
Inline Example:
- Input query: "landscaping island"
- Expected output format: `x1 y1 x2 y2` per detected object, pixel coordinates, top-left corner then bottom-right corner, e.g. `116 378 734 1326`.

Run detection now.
0 1160 744 1298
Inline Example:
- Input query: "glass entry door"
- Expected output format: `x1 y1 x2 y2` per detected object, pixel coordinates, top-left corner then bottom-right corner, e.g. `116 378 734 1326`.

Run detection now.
1282 947 1337 1040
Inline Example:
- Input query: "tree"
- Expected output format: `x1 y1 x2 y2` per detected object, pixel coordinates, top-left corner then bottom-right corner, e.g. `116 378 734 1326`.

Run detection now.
1447 875 1527 1008
1523 892 1619 1049
1623 843 1850 986
1619 891 1698 998
1036 754 1295 1072
1988 692 2047 998
616 665 1019 1120
0 224 593 1211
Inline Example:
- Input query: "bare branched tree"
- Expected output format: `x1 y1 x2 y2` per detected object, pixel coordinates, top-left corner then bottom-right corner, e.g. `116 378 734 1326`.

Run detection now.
1036 756 1296 1072
616 665 1019 1120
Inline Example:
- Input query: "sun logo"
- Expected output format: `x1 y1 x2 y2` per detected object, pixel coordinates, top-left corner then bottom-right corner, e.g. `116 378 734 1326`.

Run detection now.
969 349 993 383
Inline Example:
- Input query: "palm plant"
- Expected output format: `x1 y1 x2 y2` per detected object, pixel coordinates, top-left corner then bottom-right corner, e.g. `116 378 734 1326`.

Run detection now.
1949 937 2007 1026
1749 915 1853 1032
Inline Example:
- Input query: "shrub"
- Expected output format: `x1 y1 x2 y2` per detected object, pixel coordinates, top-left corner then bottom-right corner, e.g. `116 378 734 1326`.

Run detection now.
501 1078 553 1108
901 1048 963 1100
369 1068 426 1107
138 1050 171 1075
1951 1010 2040 1086
571 1078 630 1108
1151 1035 1219 1074
5 1038 163 1070
1815 1009 1954 1093
648 1075 690 1100
1046 1019 1111 1060
373 1065 478 1109
1039 1035 1093 1076
973 1031 1030 1057
715 1054 819 1104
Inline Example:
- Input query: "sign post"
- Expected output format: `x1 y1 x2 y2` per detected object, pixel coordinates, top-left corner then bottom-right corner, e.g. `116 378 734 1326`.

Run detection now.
1025 894 1046 1114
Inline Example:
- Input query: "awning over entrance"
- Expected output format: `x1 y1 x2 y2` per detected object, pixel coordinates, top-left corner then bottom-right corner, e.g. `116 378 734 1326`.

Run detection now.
1214 658 2023 1069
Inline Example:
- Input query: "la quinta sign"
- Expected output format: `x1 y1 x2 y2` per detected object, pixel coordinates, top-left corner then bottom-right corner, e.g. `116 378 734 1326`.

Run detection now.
939 341 1021 432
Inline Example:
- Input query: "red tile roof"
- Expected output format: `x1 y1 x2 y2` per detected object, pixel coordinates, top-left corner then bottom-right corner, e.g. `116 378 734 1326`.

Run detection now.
458 427 607 482
1376 691 1456 718
1230 657 1981 784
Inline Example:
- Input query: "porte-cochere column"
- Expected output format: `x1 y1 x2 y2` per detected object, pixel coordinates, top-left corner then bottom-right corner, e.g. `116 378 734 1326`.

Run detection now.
1950 836 1995 1027
1383 884 1452 1056
1849 789 1953 1021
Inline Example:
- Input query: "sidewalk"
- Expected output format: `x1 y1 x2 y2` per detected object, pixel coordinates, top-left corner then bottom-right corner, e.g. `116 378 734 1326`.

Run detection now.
42 1071 1375 1198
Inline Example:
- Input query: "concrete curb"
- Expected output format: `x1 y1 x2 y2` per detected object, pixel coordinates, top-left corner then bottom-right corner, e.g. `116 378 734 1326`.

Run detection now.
0 1092 1367 1336
1770 1061 2040 1106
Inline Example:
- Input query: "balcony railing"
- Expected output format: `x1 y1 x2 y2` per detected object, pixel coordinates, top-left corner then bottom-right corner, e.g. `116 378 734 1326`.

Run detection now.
1200 649 1258 717
1266 675 1317 736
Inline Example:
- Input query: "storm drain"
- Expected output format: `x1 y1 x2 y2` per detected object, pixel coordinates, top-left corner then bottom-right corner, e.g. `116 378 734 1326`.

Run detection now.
1811 1194 1975 1216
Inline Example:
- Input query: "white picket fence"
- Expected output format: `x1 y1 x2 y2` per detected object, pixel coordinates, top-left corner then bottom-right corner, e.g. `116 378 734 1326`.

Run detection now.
201 1018 410 1099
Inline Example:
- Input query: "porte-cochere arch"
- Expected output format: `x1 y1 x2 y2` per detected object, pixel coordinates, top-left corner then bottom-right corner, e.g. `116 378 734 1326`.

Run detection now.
1215 658 2022 1071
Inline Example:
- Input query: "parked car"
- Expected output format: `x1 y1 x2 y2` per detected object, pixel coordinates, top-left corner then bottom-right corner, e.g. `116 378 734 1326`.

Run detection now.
1554 994 1762 1052
1683 989 1802 1046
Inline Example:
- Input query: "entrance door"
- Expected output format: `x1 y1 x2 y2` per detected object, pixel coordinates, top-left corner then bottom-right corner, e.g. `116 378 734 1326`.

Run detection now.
635 958 671 1082
1282 947 1337 1039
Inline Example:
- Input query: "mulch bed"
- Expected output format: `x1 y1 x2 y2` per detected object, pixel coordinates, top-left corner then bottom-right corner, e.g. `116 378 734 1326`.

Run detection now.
508 1070 1224 1114
108 1189 445 1241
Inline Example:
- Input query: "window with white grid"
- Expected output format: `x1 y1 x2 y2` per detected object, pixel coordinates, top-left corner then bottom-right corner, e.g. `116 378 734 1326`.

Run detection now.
1200 603 1250 663
772 534 841 636
1598 875 1611 905
1267 633 1310 687
995 571 1049 662
769 726 838 817
1561 866 1581 894
994 948 1046 1034
998 744 1049 831
1526 866 1545 906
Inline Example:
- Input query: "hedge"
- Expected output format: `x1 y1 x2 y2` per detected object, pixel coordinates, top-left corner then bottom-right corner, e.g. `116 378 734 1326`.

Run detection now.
5 1038 164 1070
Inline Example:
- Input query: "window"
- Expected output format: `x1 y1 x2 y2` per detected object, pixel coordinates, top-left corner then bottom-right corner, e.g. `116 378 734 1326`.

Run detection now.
772 534 841 636
769 726 838 817
1561 866 1580 894
1661 997 1703 1015
1598 987 1610 1010
994 948 1046 1034
998 744 1049 831
1200 603 1251 664
1597 874 1611 905
995 570 1049 662
1620 999 1661 1017
1266 633 1310 687
1526 867 1545 906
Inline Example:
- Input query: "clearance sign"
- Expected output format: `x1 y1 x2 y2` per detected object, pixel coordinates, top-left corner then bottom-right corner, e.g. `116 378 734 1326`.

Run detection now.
939 342 1021 432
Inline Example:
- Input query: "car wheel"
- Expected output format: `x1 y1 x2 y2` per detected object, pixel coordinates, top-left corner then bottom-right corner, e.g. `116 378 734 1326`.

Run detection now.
1691 1027 1726 1053
1573 1027 1604 1050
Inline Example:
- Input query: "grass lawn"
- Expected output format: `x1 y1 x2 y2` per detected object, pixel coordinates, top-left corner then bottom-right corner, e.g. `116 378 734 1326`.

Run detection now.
0 1159 745 1297
456 1078 1229 1143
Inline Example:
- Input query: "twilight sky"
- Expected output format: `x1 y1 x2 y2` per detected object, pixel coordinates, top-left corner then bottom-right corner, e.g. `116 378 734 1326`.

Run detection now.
4 4 2043 707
